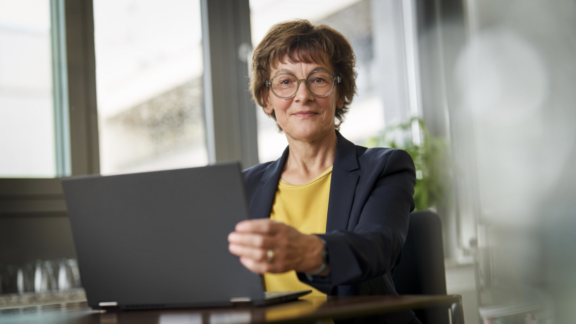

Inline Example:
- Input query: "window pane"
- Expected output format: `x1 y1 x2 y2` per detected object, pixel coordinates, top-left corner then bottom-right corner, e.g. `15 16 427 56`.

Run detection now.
94 0 207 175
0 0 56 178
250 0 385 162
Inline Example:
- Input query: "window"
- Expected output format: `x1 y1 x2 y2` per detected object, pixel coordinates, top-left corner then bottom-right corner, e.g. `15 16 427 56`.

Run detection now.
0 0 61 178
93 0 207 175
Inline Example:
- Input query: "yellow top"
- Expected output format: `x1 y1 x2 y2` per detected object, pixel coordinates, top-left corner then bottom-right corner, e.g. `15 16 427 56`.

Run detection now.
263 166 333 298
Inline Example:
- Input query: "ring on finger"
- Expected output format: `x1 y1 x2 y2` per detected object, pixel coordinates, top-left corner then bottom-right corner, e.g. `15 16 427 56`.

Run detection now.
267 249 275 262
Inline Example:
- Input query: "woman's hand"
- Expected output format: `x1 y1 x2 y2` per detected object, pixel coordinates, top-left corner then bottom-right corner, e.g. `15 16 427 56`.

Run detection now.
228 219 327 275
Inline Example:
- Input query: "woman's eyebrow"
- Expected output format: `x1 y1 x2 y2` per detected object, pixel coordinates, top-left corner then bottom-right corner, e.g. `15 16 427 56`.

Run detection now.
275 69 294 74
273 67 329 76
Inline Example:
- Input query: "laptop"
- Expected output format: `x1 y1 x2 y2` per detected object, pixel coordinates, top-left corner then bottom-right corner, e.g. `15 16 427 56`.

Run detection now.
61 162 311 310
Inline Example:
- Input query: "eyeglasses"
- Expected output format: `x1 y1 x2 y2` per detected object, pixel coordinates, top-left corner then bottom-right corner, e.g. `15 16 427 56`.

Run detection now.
265 70 342 99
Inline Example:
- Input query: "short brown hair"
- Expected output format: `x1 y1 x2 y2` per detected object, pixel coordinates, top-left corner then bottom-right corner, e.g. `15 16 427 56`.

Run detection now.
250 19 357 131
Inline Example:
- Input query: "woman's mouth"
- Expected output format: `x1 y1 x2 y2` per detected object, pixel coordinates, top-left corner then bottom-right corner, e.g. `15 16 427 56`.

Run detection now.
293 111 317 118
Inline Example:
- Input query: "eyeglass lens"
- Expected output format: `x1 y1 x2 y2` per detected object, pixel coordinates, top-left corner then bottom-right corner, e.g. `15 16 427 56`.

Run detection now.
271 71 335 98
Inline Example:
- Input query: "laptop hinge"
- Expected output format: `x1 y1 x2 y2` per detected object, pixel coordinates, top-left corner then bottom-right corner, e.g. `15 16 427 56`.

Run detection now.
230 297 252 303
99 301 118 308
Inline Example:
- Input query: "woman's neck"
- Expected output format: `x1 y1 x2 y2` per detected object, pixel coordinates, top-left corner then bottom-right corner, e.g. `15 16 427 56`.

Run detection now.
282 130 338 185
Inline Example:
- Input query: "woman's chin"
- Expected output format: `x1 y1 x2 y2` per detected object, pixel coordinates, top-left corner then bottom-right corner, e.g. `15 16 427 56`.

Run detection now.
284 126 333 144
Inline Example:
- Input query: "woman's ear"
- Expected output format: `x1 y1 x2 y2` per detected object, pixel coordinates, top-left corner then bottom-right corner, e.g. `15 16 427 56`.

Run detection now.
262 88 274 115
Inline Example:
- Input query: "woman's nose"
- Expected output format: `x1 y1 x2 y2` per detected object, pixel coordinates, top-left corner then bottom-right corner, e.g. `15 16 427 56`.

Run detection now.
294 80 315 103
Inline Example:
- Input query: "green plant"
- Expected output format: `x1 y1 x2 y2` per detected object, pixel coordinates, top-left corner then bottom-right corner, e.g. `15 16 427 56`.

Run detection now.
365 117 452 211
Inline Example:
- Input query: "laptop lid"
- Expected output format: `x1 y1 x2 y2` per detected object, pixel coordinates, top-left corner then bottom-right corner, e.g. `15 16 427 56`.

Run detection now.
62 163 265 309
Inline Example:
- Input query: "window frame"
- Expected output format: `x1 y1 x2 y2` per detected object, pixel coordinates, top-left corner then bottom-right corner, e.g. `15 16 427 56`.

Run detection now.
0 0 99 217
200 0 259 168
0 0 258 217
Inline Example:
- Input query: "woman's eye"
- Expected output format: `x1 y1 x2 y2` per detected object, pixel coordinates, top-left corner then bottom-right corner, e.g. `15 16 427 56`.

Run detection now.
311 78 326 84
275 78 294 86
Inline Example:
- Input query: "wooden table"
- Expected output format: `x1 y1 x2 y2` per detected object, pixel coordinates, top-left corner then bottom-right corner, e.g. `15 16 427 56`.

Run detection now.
0 295 464 324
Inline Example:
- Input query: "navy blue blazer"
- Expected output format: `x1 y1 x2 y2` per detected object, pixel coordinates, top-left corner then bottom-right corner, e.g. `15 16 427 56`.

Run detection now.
243 131 417 323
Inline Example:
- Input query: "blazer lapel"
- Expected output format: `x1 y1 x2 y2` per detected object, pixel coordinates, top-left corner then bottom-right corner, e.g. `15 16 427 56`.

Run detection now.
326 132 360 232
250 147 289 220
250 131 360 229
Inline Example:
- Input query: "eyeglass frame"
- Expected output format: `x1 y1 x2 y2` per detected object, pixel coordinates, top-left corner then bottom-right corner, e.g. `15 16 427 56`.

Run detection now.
265 69 342 99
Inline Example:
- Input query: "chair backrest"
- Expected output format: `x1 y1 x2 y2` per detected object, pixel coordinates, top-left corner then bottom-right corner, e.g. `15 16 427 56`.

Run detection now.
393 210 448 323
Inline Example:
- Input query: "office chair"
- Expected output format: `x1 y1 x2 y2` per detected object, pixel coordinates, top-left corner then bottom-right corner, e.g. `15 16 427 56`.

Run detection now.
393 210 465 324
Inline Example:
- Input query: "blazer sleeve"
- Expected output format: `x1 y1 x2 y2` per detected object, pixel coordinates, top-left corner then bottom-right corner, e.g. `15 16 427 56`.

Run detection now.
297 149 416 293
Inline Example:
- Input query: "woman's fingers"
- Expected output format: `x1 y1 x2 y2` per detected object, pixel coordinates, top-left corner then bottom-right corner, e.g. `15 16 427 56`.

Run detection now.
228 243 267 261
230 243 291 274
228 232 275 248
235 219 281 234
240 257 270 274
239 256 287 274
229 220 312 274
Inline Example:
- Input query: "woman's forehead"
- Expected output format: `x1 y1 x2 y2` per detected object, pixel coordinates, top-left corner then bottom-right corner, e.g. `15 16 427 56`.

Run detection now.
270 53 333 75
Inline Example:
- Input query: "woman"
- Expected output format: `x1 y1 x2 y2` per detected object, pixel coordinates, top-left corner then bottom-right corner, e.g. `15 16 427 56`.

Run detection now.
228 20 418 324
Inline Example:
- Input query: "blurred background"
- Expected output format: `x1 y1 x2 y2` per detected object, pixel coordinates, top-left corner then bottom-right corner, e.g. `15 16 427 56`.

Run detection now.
1 0 576 323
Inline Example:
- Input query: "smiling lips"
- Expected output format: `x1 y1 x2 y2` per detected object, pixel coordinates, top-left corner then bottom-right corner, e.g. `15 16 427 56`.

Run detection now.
293 111 318 118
